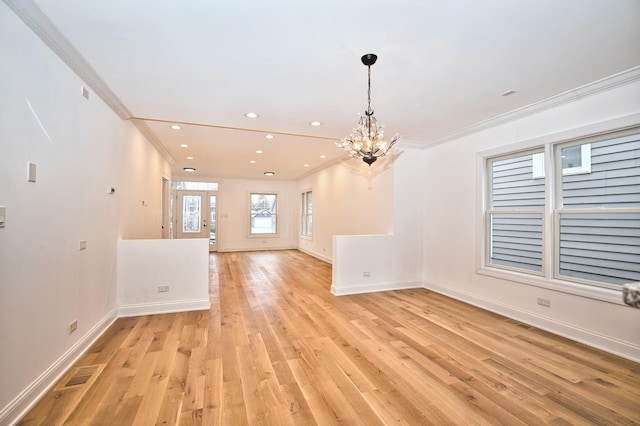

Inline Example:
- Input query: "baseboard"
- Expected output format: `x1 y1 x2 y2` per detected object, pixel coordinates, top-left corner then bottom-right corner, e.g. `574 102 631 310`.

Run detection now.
422 281 640 363
217 246 297 253
117 298 211 317
297 247 332 264
331 280 422 296
0 308 118 426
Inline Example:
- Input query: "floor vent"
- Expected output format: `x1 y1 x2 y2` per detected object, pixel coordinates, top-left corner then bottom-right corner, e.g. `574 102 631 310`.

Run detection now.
55 364 106 391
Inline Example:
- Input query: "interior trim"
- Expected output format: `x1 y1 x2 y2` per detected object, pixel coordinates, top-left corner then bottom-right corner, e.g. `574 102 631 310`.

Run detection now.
425 66 640 148
0 308 118 426
3 0 132 121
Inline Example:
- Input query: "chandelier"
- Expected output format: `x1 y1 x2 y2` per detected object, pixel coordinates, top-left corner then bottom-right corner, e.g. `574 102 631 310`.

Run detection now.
336 53 400 166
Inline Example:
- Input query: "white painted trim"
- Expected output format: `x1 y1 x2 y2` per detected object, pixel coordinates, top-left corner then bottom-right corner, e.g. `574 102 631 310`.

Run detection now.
0 308 118 426
217 246 297 253
331 280 422 296
130 119 175 165
3 0 131 120
478 112 640 159
297 247 332 264
117 299 211 318
3 0 177 166
422 280 640 363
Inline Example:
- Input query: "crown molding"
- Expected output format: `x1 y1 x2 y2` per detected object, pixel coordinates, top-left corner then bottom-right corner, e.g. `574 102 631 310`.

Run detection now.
3 0 179 165
130 119 176 165
4 0 132 120
397 139 424 149
424 66 640 148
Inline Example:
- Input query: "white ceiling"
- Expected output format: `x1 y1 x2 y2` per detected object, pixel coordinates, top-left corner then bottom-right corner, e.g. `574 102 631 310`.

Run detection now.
14 0 640 180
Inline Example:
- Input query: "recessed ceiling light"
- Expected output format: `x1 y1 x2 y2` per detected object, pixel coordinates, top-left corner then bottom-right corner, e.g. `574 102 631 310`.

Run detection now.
264 171 275 176
501 90 517 97
171 124 182 130
180 144 188 148
265 134 274 139
249 160 256 164
256 150 263 154
186 156 193 160
320 155 326 159
304 164 309 167
245 112 259 118
310 121 321 126
183 167 196 172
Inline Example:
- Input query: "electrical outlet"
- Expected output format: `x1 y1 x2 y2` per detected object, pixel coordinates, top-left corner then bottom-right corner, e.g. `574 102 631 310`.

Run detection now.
69 320 78 334
79 240 87 250
158 285 170 293
537 298 551 307
363 271 371 277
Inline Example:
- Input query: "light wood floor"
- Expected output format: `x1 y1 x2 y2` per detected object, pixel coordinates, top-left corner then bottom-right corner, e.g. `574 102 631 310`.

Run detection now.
20 250 640 425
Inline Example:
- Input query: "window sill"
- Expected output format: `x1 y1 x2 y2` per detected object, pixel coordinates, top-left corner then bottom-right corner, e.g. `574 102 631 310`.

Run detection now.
477 266 624 305
248 233 279 239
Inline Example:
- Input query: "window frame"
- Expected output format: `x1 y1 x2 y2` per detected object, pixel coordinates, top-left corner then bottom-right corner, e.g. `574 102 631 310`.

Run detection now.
478 117 640 300
485 148 546 276
531 144 591 179
301 190 313 239
249 192 278 237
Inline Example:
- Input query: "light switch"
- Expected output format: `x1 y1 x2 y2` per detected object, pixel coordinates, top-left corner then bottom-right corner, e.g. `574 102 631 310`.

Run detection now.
0 207 5 228
27 162 36 183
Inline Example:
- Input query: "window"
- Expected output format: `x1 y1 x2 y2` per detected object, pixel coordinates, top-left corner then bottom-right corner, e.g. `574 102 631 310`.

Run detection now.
301 191 313 237
531 144 591 179
172 181 219 190
250 193 277 235
484 131 640 290
487 150 545 273
555 136 640 286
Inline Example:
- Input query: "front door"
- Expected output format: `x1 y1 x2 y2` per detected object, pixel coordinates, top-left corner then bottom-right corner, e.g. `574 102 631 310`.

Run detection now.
176 190 218 252
177 191 209 240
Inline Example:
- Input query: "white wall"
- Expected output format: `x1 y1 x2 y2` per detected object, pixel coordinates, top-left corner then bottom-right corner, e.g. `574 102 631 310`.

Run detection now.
422 80 640 361
210 177 298 252
329 149 423 294
296 158 394 261
119 130 171 240
117 239 210 316
0 4 170 423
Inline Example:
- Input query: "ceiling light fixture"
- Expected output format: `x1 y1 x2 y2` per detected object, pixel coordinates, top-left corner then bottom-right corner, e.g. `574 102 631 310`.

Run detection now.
245 112 259 118
183 167 196 172
187 156 194 160
336 53 400 166
264 171 275 176
265 134 274 139
180 144 188 148
310 121 321 126
171 124 182 130
256 150 263 154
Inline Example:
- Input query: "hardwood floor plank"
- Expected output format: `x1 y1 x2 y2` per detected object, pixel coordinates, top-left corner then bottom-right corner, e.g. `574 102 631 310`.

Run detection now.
19 250 640 425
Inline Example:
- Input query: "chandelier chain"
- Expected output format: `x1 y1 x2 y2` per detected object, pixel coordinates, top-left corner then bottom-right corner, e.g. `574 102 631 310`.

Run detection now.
367 64 372 116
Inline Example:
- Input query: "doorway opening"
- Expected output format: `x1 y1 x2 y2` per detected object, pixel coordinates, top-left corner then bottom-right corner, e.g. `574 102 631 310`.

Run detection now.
171 181 219 252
